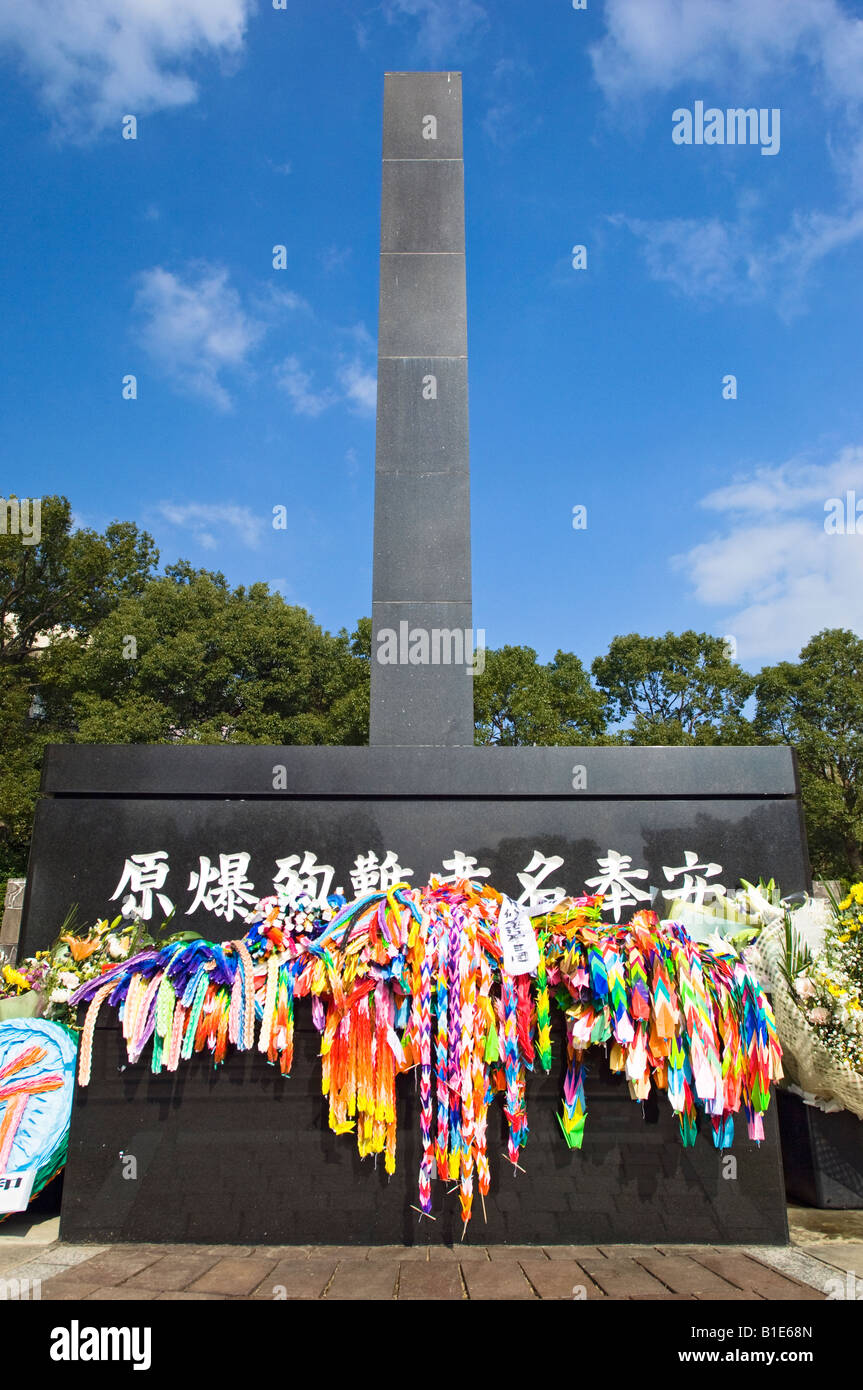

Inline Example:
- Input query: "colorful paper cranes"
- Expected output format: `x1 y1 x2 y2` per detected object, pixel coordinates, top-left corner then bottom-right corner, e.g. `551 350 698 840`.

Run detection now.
71 881 783 1228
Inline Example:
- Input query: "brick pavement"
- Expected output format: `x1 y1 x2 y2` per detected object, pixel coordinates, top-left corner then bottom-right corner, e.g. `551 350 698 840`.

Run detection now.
4 1205 860 1300
0 1239 831 1301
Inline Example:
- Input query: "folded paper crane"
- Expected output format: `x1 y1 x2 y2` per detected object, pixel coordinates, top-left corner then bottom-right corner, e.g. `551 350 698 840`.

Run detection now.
71 880 783 1229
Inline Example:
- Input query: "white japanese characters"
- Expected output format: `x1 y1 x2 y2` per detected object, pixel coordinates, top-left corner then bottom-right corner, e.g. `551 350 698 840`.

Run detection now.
186 853 258 923
516 850 566 913
585 850 651 923
108 845 731 927
110 850 174 921
662 850 726 909
438 851 490 883
274 852 336 909
349 851 412 895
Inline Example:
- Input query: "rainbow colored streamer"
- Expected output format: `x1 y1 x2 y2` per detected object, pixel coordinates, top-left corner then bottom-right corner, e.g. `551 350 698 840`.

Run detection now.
71 882 783 1227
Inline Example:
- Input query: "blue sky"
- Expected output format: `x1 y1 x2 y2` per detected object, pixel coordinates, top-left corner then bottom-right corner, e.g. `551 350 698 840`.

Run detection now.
2 0 863 671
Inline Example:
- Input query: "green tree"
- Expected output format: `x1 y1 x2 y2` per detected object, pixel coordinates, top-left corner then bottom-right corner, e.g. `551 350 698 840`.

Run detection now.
591 630 754 744
40 566 370 747
0 494 158 663
0 664 55 885
0 498 159 892
755 629 863 880
473 645 607 744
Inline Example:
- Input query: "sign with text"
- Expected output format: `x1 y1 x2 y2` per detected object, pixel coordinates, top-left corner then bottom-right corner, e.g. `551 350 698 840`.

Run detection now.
0 1169 35 1214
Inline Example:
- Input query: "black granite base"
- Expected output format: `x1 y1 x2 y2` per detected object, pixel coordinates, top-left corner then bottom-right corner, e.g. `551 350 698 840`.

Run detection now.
777 1088 863 1209
27 744 805 1246
20 745 811 954
59 1018 788 1246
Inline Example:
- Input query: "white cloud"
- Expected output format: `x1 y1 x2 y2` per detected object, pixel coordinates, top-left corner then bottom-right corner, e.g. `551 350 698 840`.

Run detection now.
612 214 753 304
275 355 376 418
594 0 863 308
0 0 251 136
482 58 540 148
251 284 310 322
274 356 337 418
590 0 858 103
673 446 863 661
157 501 266 549
614 205 863 316
339 361 377 415
320 245 352 274
701 448 863 517
134 266 373 420
134 264 264 410
770 207 863 310
342 322 375 351
382 0 487 60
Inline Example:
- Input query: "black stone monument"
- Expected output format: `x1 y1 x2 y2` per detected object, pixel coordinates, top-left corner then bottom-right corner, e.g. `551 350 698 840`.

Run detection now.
20 73 807 1245
371 71 473 747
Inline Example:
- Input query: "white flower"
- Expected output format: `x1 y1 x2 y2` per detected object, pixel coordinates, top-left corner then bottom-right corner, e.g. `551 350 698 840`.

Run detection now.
58 970 79 989
49 988 71 1004
106 936 127 959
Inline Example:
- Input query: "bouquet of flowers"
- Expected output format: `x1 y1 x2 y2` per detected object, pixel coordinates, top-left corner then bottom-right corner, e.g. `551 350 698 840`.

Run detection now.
0 953 52 1016
786 885 863 1071
2 956 48 997
4 910 200 1029
759 883 863 1117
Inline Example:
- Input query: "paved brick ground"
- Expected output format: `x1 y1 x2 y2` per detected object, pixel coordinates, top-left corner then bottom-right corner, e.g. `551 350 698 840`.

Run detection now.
0 1240 830 1301
1 1206 858 1300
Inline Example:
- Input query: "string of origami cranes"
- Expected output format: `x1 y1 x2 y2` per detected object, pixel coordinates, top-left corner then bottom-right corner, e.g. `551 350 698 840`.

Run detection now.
71 878 782 1228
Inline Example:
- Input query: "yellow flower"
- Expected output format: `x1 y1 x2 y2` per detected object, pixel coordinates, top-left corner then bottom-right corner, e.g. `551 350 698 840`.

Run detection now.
851 884 863 904
2 964 31 993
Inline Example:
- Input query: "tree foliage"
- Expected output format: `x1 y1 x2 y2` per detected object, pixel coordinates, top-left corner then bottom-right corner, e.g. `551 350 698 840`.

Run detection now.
0 495 158 663
473 645 608 745
0 506 369 890
41 565 369 747
591 630 754 744
755 629 863 879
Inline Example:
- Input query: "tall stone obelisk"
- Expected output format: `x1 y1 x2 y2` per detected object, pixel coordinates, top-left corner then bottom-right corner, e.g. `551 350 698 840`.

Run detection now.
369 72 474 746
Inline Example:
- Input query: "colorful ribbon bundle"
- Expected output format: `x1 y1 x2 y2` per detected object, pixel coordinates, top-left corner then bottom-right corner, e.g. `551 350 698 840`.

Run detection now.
538 897 782 1152
71 880 782 1228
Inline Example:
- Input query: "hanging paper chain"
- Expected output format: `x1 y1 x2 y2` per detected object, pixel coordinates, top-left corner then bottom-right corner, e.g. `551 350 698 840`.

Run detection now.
70 881 783 1228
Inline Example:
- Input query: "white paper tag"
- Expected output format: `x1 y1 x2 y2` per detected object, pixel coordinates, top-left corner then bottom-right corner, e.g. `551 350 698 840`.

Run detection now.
498 896 540 976
0 1169 36 1214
